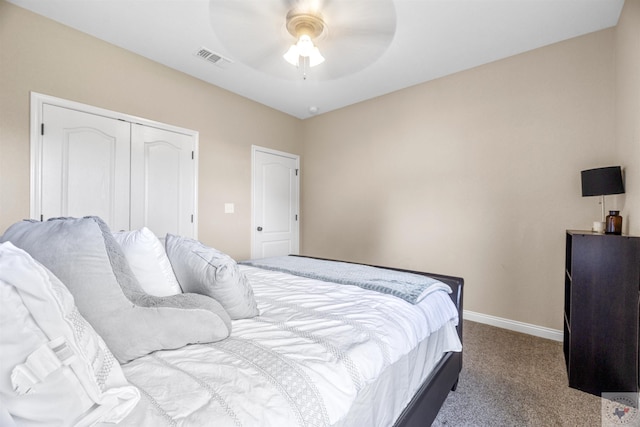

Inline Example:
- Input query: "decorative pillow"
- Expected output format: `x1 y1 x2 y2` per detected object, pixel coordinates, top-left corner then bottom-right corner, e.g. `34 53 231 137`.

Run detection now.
1 217 231 363
113 227 182 297
0 242 140 425
165 234 259 320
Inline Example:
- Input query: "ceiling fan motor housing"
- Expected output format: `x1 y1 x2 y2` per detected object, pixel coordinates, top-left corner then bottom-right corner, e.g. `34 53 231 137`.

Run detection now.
286 11 326 40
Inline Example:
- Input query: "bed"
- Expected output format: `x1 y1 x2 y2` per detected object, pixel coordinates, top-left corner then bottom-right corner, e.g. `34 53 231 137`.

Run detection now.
0 217 463 427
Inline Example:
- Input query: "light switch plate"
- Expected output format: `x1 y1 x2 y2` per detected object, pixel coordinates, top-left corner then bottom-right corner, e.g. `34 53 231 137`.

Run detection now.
224 203 235 214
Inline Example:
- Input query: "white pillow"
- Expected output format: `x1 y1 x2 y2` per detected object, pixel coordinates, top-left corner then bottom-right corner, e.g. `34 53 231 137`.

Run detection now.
113 227 182 297
165 234 259 320
0 242 140 426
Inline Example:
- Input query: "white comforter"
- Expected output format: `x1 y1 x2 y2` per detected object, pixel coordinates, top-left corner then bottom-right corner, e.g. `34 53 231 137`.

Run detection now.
116 266 462 427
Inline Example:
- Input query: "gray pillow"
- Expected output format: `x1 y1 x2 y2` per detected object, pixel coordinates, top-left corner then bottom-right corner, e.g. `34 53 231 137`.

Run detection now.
0 217 231 363
165 234 259 320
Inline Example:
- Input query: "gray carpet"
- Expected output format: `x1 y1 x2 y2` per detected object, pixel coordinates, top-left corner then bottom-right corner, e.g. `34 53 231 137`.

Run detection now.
432 320 607 426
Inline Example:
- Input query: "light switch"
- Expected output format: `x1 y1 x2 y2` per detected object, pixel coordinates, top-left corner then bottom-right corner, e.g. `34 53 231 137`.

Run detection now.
224 203 235 214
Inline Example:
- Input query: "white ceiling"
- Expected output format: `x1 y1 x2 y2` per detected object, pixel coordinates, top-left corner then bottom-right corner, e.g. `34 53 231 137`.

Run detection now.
8 0 624 119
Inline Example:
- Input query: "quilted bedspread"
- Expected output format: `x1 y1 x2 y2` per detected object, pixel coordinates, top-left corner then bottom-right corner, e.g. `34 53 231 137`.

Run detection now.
115 265 462 427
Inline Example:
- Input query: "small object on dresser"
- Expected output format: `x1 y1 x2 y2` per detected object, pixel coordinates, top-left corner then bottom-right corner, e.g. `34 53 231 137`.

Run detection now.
592 221 605 234
605 210 622 235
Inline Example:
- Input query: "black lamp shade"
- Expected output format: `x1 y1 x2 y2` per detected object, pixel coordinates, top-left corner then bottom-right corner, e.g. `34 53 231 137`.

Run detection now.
581 166 625 196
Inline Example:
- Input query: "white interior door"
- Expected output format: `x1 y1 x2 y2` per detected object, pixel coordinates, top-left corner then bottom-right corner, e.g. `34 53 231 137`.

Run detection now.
39 104 131 230
252 147 299 258
130 124 196 238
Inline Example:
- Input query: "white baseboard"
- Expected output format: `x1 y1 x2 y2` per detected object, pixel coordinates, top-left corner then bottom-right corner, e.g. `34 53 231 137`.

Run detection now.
463 310 563 342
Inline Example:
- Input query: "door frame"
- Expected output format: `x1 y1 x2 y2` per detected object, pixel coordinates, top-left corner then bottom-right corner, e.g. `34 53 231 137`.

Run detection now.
30 92 199 235
251 145 300 259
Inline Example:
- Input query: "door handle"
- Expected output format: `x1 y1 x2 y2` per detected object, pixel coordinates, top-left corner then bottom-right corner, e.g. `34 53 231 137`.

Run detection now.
257 226 263 231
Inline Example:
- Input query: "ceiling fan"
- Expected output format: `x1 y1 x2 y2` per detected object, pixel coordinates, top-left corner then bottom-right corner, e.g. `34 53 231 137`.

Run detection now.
209 0 397 81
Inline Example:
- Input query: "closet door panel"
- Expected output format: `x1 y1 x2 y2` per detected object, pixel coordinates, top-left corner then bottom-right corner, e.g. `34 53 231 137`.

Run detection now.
131 124 196 238
41 104 131 231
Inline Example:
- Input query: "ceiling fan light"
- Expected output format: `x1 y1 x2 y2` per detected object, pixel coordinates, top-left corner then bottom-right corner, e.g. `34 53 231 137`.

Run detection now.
284 35 324 68
308 47 325 67
296 34 315 57
283 45 300 66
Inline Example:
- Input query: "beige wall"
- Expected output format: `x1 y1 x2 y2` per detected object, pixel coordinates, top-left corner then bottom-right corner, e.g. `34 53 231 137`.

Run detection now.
616 0 640 235
0 1 302 260
301 28 623 330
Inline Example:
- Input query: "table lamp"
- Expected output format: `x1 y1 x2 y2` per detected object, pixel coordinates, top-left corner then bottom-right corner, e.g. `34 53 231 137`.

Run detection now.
581 166 625 233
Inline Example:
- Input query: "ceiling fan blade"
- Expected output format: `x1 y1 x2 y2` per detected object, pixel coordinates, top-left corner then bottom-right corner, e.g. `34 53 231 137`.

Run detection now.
319 43 391 79
210 0 286 39
241 40 287 68
284 0 332 15
322 0 395 31
314 1 395 79
327 25 395 40
211 0 283 20
210 0 291 61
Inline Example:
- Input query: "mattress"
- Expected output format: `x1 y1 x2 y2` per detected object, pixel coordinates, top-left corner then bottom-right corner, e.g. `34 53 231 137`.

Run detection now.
114 265 462 427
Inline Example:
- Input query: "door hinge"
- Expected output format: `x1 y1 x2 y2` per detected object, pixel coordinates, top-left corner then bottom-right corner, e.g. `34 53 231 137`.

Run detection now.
295 214 298 221
40 214 43 222
41 123 44 135
192 151 194 160
191 214 194 223
295 169 299 176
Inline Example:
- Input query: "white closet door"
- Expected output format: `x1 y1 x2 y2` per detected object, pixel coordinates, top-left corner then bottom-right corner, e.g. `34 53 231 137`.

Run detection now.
130 124 196 238
40 104 131 230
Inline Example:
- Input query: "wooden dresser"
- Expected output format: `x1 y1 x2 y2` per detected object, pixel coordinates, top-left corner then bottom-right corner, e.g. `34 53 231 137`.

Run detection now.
563 230 640 396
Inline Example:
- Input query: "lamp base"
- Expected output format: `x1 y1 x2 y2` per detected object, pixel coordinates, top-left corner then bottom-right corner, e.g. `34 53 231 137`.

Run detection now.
592 221 605 234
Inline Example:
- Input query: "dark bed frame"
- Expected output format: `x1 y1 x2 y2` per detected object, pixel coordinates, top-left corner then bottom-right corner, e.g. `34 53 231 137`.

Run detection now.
392 268 463 427
292 256 464 427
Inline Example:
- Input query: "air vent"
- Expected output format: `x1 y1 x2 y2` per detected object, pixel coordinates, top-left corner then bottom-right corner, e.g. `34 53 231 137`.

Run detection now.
194 47 232 68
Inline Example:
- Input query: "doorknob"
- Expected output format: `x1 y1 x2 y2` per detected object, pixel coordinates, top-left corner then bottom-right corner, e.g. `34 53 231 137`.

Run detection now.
257 226 263 231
